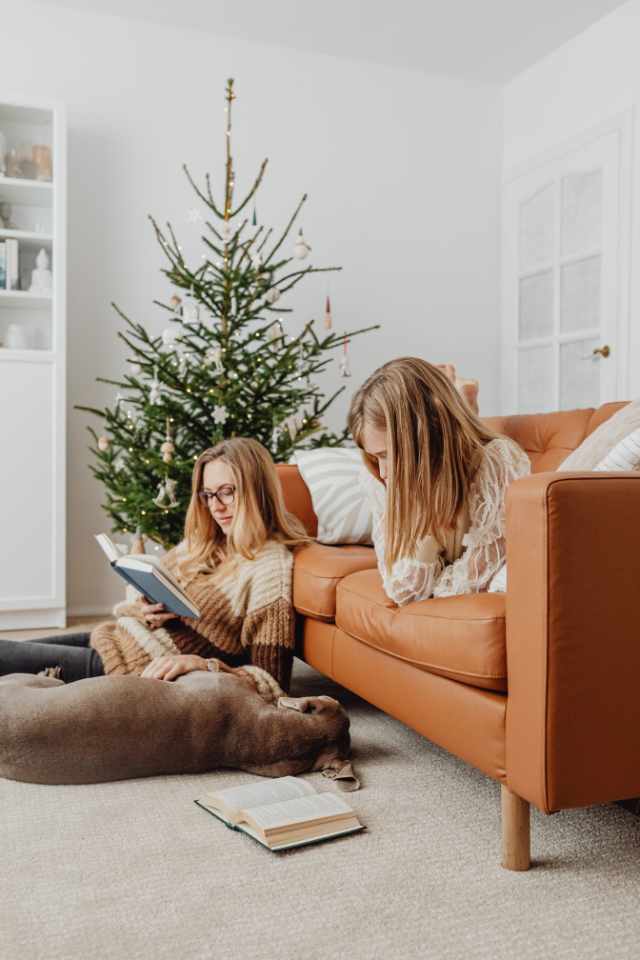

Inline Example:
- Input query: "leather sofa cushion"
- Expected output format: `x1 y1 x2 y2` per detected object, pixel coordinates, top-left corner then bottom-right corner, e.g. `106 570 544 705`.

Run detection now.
293 543 377 621
336 569 507 692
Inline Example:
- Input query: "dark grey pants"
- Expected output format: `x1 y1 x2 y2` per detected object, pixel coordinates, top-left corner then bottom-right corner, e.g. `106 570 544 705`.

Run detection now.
0 633 105 683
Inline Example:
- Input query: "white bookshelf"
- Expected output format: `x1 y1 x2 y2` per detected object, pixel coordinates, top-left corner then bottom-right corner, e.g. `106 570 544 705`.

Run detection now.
0 98 66 629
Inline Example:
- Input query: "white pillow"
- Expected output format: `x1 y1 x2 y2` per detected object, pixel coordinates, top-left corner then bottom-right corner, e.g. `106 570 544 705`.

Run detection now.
558 399 640 470
290 448 374 544
594 426 640 472
491 426 640 596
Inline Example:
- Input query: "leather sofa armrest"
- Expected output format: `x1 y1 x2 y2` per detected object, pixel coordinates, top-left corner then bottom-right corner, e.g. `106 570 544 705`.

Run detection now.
505 471 640 814
276 464 318 537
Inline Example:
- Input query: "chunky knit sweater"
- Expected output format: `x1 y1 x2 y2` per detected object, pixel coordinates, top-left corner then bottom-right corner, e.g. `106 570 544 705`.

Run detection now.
90 539 296 692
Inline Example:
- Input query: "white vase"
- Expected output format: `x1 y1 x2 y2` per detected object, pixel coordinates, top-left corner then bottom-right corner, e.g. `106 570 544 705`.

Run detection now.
6 323 28 350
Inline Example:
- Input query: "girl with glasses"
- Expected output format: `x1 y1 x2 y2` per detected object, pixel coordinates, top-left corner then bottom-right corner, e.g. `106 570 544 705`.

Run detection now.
348 357 529 606
0 438 308 691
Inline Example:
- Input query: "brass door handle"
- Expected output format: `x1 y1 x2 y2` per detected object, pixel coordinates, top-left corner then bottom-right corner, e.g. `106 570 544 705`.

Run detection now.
593 345 611 358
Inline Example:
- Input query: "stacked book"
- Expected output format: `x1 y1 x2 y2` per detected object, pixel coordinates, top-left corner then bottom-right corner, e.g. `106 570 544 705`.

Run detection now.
0 238 19 290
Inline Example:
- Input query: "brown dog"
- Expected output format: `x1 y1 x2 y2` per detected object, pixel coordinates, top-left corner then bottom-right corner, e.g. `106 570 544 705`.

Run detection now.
0 667 357 787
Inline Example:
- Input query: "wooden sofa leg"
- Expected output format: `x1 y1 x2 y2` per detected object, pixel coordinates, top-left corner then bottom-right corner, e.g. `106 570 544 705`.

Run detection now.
501 784 531 871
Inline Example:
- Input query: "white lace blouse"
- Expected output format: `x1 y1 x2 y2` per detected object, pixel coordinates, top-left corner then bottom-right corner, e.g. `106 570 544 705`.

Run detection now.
366 437 530 606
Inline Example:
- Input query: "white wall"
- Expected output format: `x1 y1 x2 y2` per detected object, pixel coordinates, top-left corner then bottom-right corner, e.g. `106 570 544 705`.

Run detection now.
503 0 640 399
0 1 502 614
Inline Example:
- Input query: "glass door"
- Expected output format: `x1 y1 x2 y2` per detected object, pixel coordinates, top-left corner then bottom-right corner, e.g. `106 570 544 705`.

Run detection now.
502 124 627 415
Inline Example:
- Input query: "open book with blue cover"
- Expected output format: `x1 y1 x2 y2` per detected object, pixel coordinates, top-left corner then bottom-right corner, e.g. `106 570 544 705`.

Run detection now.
195 776 364 851
95 533 200 619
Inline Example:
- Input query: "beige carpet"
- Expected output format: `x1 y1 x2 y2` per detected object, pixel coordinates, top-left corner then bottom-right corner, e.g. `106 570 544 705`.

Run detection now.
2 660 640 960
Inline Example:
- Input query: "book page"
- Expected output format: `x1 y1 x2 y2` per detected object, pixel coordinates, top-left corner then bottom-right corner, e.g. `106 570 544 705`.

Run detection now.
204 776 315 817
241 820 363 851
94 533 118 564
243 792 354 832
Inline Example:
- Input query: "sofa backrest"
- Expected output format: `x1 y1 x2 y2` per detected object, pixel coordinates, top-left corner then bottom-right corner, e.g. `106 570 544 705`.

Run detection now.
483 401 627 472
276 402 629 525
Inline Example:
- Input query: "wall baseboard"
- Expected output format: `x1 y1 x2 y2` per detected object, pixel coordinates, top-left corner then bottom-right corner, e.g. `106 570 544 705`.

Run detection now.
67 606 111 619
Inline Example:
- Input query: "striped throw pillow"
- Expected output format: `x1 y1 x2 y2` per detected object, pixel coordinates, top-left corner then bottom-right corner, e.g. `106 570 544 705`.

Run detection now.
594 426 640 472
290 448 374 544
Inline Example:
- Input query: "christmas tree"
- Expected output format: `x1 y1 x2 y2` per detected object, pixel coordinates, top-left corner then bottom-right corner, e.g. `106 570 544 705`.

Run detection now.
78 78 377 549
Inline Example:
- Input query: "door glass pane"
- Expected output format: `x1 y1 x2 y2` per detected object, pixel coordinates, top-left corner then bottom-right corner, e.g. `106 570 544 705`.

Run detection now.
519 270 553 340
559 338 600 410
561 169 602 258
518 345 554 414
560 254 601 333
519 183 554 272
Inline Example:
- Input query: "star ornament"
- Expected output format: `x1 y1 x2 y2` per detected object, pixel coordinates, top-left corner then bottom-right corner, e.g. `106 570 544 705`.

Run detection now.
213 404 229 425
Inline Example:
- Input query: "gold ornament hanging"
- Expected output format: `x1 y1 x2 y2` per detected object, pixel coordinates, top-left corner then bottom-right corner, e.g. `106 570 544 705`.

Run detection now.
160 418 175 464
324 295 333 330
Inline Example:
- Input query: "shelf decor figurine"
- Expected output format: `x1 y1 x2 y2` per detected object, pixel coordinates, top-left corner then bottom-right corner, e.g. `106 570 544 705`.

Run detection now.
32 144 52 181
6 148 22 179
29 248 53 293
6 323 29 350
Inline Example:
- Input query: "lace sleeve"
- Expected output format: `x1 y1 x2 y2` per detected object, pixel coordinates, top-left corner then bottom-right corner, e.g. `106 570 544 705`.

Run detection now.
370 496 445 606
432 437 530 597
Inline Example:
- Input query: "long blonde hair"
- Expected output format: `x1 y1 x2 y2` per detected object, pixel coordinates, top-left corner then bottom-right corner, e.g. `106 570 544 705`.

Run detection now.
348 357 498 569
182 437 309 572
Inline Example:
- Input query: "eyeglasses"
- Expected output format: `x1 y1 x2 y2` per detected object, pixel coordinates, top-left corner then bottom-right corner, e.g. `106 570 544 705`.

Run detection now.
198 484 236 507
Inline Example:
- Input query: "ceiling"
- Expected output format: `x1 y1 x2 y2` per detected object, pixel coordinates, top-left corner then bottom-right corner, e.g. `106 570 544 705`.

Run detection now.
34 0 627 82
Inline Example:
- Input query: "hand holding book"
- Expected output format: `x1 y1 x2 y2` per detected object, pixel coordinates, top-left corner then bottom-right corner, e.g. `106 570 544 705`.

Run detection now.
139 600 176 629
94 534 200 619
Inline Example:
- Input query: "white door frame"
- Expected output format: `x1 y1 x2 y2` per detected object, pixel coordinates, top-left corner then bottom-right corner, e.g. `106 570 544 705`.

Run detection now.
500 109 633 415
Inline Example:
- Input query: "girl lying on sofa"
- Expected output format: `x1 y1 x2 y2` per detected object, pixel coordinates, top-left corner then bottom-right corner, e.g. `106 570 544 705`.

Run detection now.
348 356 530 606
0 438 309 691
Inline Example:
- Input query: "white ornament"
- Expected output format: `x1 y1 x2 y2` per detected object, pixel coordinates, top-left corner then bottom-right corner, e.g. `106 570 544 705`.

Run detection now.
115 392 125 410
182 292 200 325
130 363 142 375
176 351 188 378
98 436 110 452
282 411 305 441
162 327 179 348
294 229 312 259
126 407 142 435
220 222 233 244
153 478 179 509
251 252 262 270
339 355 352 378
268 320 283 342
29 248 53 293
187 208 203 223
213 404 229 425
265 287 281 305
149 369 162 404
114 454 126 472
205 346 224 375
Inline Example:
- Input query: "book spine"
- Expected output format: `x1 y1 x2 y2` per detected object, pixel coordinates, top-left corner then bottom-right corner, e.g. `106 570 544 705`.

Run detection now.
0 241 6 290
5 239 19 291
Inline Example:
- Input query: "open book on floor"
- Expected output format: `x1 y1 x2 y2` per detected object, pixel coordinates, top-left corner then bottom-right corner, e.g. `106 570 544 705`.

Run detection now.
95 533 200 620
195 776 364 851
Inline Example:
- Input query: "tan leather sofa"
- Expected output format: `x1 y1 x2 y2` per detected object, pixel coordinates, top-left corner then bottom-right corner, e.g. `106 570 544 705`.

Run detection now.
278 401 639 870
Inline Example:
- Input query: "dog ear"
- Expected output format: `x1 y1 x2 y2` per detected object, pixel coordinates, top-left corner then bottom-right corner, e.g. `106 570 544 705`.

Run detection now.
321 759 360 792
277 696 311 713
